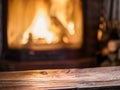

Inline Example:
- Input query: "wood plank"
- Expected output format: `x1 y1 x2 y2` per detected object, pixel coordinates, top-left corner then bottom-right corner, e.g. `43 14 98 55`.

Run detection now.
0 66 120 90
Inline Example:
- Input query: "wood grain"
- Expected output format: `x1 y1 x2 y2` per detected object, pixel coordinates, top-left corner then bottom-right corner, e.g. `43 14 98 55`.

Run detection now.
0 66 120 89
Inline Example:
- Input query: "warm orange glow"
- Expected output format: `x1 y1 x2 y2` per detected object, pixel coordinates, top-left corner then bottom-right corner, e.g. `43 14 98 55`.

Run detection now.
67 22 75 35
50 0 69 26
63 37 69 43
22 12 56 44
21 0 58 45
8 0 83 50
97 29 103 41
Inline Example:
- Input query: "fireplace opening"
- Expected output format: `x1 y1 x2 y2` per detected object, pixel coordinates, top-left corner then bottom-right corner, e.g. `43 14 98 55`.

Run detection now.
7 0 83 50
2 0 86 61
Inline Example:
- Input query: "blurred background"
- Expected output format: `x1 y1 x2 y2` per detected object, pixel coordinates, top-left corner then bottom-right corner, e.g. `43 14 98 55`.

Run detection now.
0 0 119 71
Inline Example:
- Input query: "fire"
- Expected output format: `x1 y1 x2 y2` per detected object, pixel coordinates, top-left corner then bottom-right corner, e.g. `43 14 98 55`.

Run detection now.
22 12 56 45
67 22 75 35
7 0 84 50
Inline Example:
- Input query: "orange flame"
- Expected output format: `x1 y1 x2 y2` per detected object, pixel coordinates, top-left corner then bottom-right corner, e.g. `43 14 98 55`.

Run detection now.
22 12 56 44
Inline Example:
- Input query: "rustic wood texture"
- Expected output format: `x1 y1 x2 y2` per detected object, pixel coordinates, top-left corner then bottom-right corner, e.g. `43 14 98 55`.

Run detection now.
0 66 120 90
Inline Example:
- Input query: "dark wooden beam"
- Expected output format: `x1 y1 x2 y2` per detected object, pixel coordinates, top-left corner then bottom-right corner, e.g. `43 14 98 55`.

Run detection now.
0 57 97 71
0 66 120 89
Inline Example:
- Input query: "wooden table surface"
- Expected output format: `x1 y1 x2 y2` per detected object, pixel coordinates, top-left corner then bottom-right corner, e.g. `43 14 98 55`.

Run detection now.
0 66 120 90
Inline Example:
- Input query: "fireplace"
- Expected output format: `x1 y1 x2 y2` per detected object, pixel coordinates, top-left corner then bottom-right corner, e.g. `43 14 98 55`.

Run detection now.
2 0 84 61
0 0 103 70
1 0 100 63
7 0 83 50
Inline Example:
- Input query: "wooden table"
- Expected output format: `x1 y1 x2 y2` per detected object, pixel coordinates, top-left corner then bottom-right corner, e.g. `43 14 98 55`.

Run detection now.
0 66 120 90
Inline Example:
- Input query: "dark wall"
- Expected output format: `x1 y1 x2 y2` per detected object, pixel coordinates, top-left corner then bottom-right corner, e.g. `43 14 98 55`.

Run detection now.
82 0 103 56
0 0 2 56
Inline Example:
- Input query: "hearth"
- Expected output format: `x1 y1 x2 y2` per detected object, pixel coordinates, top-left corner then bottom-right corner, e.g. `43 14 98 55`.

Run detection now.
1 0 100 62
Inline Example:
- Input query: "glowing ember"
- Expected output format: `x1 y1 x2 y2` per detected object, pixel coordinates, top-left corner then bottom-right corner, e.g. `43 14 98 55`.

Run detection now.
97 29 103 41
